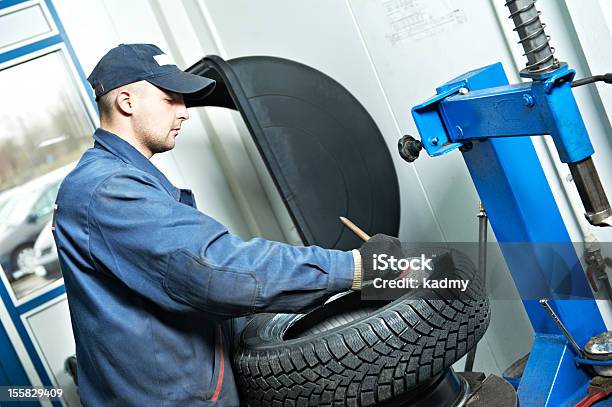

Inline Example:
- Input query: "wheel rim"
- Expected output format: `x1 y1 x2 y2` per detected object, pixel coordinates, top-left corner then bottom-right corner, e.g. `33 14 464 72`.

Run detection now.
16 247 36 271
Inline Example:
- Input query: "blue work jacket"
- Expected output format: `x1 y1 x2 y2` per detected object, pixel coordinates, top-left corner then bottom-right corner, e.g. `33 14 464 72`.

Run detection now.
53 128 354 406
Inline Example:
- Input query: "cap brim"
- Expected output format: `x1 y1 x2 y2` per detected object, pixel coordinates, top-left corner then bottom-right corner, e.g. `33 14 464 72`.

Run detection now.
147 70 216 107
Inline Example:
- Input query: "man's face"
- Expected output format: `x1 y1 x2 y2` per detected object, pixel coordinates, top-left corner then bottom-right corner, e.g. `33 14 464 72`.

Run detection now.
131 82 189 156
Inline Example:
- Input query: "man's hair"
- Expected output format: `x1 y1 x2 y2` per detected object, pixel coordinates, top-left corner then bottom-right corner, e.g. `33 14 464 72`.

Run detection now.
97 88 120 120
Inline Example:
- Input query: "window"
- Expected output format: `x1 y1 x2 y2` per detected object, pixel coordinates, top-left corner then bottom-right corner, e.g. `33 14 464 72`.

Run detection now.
0 48 94 300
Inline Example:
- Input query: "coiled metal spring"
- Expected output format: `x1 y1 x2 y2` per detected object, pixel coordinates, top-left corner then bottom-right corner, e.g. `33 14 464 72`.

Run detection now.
504 0 559 73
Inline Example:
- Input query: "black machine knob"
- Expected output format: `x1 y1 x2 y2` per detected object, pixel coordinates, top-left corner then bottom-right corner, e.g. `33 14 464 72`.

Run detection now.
398 135 422 163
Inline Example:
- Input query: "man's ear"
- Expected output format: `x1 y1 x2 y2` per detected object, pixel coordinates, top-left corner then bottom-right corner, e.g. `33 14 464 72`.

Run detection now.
115 90 134 115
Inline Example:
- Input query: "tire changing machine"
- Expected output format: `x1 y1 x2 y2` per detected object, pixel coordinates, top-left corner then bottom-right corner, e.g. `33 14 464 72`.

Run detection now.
401 0 612 405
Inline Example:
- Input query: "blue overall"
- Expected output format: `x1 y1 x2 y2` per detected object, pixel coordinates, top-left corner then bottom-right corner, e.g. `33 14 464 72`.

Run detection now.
53 128 355 406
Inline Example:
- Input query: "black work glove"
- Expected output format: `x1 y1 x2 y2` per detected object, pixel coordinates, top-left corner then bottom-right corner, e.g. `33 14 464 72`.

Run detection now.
357 234 409 288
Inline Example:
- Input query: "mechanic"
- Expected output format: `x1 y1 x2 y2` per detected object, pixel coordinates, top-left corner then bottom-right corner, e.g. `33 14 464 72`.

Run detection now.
53 43 402 406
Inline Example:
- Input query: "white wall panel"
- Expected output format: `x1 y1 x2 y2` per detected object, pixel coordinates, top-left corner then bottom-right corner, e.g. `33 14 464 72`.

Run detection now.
22 296 79 406
0 1 55 53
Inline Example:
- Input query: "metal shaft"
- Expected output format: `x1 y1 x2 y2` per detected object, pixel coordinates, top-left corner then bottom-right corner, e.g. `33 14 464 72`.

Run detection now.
477 203 488 288
464 203 488 372
569 158 612 226
505 0 558 73
540 298 584 357
505 2 611 226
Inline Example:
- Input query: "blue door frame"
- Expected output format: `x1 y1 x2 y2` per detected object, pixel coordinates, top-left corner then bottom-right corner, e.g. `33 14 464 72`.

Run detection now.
0 1 94 405
0 320 36 406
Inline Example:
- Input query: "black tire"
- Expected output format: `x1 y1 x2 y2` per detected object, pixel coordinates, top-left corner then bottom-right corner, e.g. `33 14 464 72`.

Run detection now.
234 248 490 406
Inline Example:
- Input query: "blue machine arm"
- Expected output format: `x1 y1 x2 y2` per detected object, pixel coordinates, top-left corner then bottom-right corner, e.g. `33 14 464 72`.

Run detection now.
412 63 595 164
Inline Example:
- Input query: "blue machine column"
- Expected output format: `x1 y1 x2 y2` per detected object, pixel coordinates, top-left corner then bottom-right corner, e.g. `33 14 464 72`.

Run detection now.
409 60 607 405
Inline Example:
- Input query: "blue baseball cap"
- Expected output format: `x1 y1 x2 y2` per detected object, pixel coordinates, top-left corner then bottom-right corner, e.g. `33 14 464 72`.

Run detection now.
87 43 215 107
